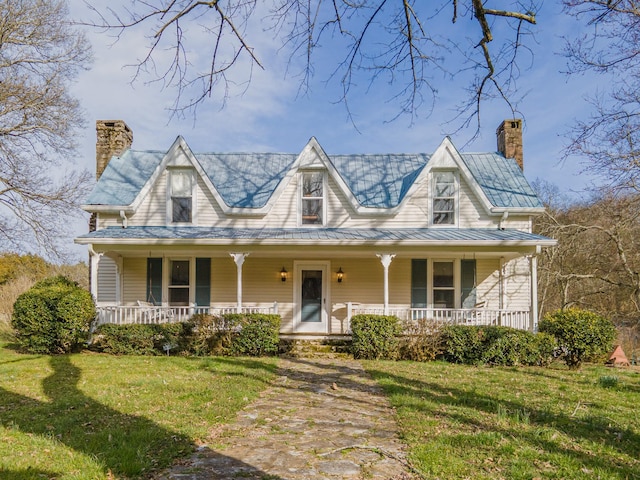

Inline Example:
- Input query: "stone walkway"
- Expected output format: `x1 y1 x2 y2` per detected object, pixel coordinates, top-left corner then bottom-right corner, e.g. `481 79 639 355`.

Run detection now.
155 357 418 479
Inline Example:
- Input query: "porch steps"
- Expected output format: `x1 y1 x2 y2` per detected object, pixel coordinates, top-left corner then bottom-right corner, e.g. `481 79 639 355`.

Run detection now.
280 339 352 359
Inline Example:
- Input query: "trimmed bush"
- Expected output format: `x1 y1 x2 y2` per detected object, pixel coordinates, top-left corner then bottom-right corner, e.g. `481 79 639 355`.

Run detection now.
11 275 95 354
441 325 484 364
351 314 402 360
441 325 556 366
184 313 231 356
400 318 445 361
91 313 281 357
93 324 158 355
539 308 617 369
228 314 280 356
92 322 193 356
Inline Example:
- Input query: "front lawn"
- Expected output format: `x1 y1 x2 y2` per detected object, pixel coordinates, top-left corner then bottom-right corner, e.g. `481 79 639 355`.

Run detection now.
366 361 640 479
0 338 277 479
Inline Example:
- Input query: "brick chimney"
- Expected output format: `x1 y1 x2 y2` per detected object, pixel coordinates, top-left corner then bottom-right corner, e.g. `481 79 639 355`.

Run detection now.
496 119 523 170
96 120 133 179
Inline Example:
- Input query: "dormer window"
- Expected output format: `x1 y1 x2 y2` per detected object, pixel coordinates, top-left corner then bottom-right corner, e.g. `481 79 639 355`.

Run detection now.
432 171 456 225
301 171 325 225
170 169 194 223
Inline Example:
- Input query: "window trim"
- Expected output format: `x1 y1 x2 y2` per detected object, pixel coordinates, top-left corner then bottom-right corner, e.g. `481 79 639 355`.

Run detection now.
167 258 191 307
167 168 197 225
431 170 458 226
432 259 456 308
298 170 327 227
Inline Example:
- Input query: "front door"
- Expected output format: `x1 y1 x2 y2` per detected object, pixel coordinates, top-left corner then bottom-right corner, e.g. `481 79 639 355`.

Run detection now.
294 261 329 333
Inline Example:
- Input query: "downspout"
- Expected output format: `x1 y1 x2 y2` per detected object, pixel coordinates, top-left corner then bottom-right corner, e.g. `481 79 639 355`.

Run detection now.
119 210 128 228
499 211 509 230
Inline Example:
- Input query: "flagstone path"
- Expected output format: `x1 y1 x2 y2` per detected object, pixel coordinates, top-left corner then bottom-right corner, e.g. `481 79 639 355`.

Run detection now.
155 357 418 479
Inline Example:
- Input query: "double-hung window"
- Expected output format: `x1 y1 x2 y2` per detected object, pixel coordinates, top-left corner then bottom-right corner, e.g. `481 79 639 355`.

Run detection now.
301 171 324 225
170 169 194 223
433 261 455 308
169 260 190 306
432 171 456 225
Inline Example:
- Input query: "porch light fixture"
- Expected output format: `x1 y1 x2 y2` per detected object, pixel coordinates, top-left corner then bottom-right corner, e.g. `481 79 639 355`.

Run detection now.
280 266 288 282
337 267 344 283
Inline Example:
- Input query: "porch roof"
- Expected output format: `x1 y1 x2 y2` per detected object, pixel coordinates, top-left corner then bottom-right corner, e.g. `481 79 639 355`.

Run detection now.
76 226 555 247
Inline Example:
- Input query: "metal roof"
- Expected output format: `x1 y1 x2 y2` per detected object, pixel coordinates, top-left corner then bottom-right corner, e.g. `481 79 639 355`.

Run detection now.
197 153 298 208
460 152 543 209
77 226 554 246
328 154 429 208
84 141 543 211
85 150 164 205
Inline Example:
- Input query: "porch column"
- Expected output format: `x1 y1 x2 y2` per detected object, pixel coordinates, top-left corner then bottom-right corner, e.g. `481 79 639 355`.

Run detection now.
88 246 102 300
376 254 395 315
230 253 249 313
530 248 540 331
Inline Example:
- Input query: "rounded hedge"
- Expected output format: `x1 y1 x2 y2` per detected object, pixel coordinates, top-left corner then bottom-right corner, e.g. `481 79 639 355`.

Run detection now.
11 275 96 354
538 308 617 369
351 314 402 360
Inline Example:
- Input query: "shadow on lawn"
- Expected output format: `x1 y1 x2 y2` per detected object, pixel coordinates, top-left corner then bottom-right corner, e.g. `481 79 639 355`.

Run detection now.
0 354 280 479
366 364 640 478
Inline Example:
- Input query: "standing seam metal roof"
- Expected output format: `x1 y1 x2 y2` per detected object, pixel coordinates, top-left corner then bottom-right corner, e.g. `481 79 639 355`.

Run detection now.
77 226 553 244
85 146 542 210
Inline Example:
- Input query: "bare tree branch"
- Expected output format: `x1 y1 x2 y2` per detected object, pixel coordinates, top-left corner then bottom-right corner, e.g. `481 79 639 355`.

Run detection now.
79 1 539 126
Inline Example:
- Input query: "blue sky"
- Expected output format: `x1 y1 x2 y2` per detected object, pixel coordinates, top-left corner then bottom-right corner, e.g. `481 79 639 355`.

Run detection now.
64 1 603 259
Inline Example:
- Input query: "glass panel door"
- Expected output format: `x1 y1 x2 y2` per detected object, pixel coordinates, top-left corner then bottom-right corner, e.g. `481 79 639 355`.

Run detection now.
301 270 322 323
294 262 329 333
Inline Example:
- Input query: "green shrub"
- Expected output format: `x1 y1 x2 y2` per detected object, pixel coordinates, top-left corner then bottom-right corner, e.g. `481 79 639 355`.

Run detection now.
11 275 95 354
400 318 445 361
185 313 241 356
92 322 193 356
351 314 402 360
228 314 280 356
480 328 556 367
441 325 484 364
539 308 617 369
441 325 556 366
93 323 158 355
92 314 280 357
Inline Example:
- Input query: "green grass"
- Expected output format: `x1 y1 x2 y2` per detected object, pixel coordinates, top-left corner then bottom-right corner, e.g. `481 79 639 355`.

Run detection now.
365 360 640 480
0 332 277 479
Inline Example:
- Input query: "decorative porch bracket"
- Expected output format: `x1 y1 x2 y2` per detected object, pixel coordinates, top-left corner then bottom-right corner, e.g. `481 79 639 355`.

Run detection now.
376 253 396 315
230 253 249 313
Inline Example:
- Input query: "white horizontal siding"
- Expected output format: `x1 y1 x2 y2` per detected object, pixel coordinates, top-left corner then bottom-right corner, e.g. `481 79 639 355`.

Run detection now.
122 257 147 305
97 256 117 303
503 257 531 311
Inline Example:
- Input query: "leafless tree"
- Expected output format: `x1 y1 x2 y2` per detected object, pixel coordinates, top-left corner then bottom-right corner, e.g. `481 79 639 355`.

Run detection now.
0 0 93 258
562 0 640 192
82 1 538 129
534 181 640 326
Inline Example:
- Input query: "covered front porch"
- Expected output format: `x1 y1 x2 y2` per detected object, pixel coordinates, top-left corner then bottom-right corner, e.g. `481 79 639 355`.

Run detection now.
92 302 531 332
89 247 538 333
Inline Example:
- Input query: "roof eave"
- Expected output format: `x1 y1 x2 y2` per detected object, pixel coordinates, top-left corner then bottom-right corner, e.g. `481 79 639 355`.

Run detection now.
489 207 546 215
75 236 557 248
81 204 135 214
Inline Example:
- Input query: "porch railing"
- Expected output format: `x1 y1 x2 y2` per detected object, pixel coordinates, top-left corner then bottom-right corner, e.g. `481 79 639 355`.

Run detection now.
346 303 532 331
94 302 279 326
